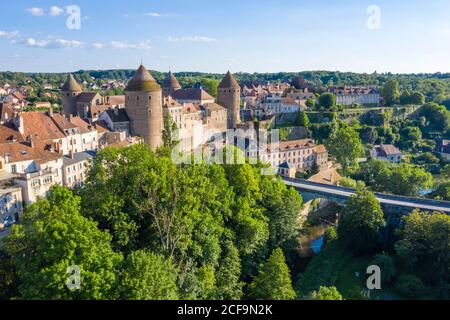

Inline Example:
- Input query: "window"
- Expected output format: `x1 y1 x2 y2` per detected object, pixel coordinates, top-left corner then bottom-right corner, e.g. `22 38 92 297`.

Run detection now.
11 165 17 173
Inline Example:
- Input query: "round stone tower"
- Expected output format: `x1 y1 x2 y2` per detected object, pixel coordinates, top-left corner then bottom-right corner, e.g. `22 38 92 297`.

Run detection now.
162 70 181 97
61 74 82 117
125 64 163 149
217 71 241 129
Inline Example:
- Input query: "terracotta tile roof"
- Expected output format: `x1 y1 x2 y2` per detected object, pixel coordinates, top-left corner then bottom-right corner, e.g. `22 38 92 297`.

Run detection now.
182 103 200 114
0 102 15 122
69 117 95 134
94 121 110 133
315 144 327 154
90 104 111 117
0 124 24 143
279 139 315 151
0 141 61 164
266 139 316 153
51 113 78 130
105 95 125 106
308 168 342 186
21 112 65 141
201 102 225 112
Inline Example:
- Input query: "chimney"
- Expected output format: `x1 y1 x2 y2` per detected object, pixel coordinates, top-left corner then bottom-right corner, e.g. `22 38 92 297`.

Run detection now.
114 106 119 116
13 112 24 135
48 106 54 117
27 134 34 148
69 114 73 123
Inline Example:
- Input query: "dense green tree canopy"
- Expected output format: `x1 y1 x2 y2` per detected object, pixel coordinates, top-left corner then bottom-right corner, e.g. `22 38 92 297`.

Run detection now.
318 93 337 110
4 186 122 300
310 286 344 300
249 248 297 300
119 250 178 300
326 126 363 173
394 210 450 284
381 80 400 106
338 189 385 255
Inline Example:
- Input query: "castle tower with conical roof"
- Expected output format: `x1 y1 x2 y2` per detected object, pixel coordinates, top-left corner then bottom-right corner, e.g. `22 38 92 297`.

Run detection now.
125 64 163 149
61 74 82 117
162 71 181 97
217 71 241 129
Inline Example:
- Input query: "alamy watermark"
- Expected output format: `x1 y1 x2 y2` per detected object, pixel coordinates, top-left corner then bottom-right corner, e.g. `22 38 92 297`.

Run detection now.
367 5 381 30
66 5 82 30
66 265 81 291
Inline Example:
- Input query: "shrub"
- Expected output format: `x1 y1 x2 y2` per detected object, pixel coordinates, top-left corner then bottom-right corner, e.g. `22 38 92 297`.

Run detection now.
395 275 425 298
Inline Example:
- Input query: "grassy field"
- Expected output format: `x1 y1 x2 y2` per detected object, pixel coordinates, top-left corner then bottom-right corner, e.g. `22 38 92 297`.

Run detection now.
297 240 400 300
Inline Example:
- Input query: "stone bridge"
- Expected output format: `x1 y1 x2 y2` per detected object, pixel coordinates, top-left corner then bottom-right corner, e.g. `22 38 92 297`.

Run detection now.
282 177 450 215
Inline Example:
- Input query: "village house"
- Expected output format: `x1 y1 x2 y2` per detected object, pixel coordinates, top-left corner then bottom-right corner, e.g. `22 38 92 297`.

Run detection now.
370 144 403 163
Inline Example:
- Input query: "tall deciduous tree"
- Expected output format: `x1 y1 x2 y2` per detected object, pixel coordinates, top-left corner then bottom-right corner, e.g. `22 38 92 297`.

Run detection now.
119 250 179 300
326 126 363 173
4 186 123 300
394 210 450 284
338 189 385 255
381 80 400 106
318 93 336 110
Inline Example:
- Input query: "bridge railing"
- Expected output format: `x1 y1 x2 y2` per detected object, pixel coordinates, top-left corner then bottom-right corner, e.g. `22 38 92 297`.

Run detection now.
281 176 450 210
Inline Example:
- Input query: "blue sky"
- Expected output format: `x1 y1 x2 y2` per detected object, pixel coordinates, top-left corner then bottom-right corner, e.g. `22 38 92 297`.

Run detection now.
1 0 450 73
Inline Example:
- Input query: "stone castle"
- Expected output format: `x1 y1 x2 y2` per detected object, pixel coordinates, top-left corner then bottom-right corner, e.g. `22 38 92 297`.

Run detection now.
61 64 241 150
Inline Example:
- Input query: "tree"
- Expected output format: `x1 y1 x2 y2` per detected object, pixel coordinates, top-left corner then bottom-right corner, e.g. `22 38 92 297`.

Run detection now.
419 103 450 133
162 114 179 149
249 248 297 300
318 93 336 110
310 286 343 300
259 176 303 250
410 91 425 105
395 275 426 298
119 250 178 300
394 210 450 284
338 189 385 255
200 78 219 97
384 164 432 197
339 177 366 189
306 98 315 109
0 249 19 300
431 182 450 201
214 237 244 300
296 111 310 128
326 126 363 173
4 186 123 299
381 80 400 106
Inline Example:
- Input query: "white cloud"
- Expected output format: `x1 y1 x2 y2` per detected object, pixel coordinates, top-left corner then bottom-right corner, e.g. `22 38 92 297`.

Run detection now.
49 6 64 16
168 36 218 43
144 12 162 17
27 7 45 16
0 30 19 39
26 38 84 48
109 40 152 50
92 43 105 49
